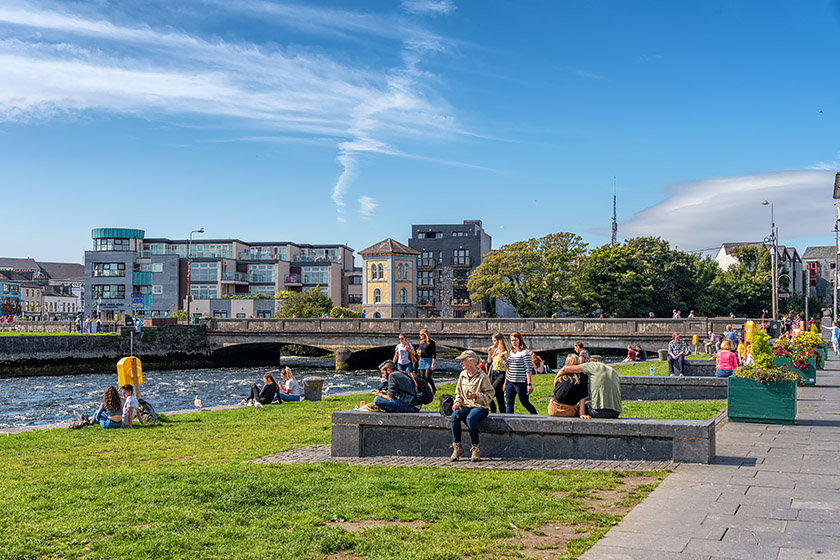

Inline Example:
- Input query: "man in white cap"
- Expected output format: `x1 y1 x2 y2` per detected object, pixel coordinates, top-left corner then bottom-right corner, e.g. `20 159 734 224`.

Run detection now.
449 350 495 462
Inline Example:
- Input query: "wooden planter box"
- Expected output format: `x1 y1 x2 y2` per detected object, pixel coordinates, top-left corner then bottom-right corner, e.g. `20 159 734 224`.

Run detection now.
727 376 796 425
773 357 816 386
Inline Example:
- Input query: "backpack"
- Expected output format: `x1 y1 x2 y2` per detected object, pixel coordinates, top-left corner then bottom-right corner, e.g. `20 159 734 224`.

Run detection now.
137 399 158 423
438 393 455 417
408 371 435 405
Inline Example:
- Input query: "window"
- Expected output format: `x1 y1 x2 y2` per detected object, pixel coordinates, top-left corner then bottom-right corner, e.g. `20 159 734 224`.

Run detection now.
213 310 229 318
94 238 131 251
348 294 362 304
453 231 468 237
152 285 163 295
91 284 125 299
348 276 362 285
191 284 217 300
397 263 404 280
370 263 377 280
191 262 218 282
256 310 272 318
453 249 470 266
421 231 442 239
93 263 126 277
302 266 329 285
398 262 411 281
418 289 433 305
236 313 246 318
419 271 434 286
374 288 381 304
400 288 407 304
248 264 275 283
249 285 275 295
152 263 163 273
419 251 435 267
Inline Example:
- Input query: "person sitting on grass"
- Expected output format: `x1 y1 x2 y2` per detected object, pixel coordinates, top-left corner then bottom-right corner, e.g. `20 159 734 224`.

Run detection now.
120 384 145 428
372 360 420 413
634 344 647 361
548 354 588 418
621 345 637 363
91 385 123 429
450 350 495 462
240 373 278 408
276 367 301 402
557 360 622 419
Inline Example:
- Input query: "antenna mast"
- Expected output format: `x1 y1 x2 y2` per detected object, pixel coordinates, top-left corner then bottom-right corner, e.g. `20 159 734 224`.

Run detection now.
610 176 618 246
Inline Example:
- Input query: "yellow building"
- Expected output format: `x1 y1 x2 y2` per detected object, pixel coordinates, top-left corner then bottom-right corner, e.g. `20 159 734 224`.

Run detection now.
359 239 419 319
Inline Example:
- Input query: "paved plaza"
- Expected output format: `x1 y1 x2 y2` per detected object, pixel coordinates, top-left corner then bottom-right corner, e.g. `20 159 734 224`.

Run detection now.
581 357 840 559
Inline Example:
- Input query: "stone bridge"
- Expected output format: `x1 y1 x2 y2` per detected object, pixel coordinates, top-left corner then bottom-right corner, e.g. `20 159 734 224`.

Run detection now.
202 317 742 369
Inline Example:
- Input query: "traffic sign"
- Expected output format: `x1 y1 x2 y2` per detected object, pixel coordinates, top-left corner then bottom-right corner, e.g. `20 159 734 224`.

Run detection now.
130 302 144 309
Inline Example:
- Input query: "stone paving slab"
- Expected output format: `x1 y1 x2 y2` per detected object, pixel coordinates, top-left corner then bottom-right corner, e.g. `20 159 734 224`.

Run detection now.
248 444 673 471
580 355 840 560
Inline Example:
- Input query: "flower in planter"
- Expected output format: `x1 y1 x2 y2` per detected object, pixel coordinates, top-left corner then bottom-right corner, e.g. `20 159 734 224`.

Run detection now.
733 364 803 385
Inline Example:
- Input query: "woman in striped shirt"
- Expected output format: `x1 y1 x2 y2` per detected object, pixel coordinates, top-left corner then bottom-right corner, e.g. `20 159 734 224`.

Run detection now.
504 332 537 414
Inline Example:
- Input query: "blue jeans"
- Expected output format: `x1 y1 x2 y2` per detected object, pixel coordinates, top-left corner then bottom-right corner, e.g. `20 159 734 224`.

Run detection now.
715 369 733 378
451 406 489 445
505 381 537 414
277 393 301 402
373 396 415 413
668 355 685 375
98 417 122 429
396 362 413 372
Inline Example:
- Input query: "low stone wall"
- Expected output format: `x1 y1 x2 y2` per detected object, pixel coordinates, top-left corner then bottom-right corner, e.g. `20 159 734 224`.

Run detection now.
331 410 716 463
620 375 727 400
0 325 212 376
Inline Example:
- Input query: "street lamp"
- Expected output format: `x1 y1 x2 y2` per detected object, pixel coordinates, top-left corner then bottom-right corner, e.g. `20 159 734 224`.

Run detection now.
185 227 205 323
762 200 778 320
834 204 840 322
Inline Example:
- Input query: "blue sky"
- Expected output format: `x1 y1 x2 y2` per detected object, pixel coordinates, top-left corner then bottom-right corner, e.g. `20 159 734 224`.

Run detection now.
2 0 839 265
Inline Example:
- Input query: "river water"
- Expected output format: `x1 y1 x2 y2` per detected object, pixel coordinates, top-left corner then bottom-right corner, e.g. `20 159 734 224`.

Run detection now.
0 357 461 429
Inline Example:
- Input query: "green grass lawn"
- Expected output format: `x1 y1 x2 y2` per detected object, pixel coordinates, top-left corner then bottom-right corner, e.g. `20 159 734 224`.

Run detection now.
0 375 723 560
611 355 713 376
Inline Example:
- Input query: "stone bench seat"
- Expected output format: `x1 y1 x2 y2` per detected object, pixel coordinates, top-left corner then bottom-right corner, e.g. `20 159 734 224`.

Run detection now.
331 410 716 464
620 375 727 400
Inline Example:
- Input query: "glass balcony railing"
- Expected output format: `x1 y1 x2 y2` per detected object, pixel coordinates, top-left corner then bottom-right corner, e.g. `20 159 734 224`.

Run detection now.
248 273 275 283
221 272 248 282
238 252 282 261
284 274 302 284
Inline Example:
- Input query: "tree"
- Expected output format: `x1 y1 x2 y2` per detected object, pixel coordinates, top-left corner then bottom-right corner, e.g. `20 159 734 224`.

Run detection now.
714 246 772 317
273 288 332 318
572 243 653 317
467 232 588 317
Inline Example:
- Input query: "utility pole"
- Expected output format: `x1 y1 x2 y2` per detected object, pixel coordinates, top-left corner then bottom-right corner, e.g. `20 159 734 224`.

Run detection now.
611 177 618 246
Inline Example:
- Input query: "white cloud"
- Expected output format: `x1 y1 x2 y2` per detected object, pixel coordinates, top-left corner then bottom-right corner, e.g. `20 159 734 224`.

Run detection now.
401 1 456 15
0 1 464 221
358 196 378 219
617 170 836 250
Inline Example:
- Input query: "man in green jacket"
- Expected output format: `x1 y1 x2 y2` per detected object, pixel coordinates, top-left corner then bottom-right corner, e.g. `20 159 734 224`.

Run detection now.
558 361 622 419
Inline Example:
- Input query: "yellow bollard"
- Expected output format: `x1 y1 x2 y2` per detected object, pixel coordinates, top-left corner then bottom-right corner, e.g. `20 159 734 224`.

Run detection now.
116 356 143 400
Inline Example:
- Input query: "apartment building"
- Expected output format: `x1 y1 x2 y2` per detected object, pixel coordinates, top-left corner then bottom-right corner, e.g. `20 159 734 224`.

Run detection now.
84 228 356 320
407 220 491 318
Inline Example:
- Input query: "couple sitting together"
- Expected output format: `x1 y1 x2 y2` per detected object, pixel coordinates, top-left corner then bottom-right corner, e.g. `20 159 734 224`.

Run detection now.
548 354 622 419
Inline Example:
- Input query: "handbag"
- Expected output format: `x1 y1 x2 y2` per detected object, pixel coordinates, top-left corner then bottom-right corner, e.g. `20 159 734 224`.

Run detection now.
409 347 418 364
439 394 455 417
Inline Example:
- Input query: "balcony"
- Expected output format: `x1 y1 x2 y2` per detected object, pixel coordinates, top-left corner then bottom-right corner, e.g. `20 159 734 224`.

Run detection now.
417 297 435 307
284 274 302 285
451 277 468 287
453 257 472 267
238 252 281 261
450 298 471 308
292 255 338 264
249 273 275 283
221 272 248 284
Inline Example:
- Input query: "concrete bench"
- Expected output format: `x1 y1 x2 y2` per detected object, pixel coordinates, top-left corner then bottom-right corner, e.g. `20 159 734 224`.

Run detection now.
331 410 716 463
668 358 716 376
620 375 727 400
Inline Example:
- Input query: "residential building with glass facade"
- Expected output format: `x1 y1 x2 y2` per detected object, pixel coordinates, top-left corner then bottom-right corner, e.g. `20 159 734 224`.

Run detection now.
84 228 356 320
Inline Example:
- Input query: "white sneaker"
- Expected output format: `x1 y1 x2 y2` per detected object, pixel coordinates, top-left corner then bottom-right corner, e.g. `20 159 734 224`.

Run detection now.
254 401 263 408
73 410 83 422
238 398 249 406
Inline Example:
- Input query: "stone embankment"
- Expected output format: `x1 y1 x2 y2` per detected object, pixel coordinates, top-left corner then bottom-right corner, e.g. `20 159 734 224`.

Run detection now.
0 325 212 376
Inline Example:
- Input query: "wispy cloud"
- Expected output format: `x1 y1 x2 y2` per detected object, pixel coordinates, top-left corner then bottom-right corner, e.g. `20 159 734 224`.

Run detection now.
401 1 457 15
573 69 607 81
0 0 469 221
810 151 840 170
358 195 378 219
614 170 836 250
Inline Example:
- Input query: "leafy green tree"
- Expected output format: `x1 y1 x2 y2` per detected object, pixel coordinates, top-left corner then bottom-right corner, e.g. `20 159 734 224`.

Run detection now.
329 306 360 318
713 246 772 317
273 288 332 318
572 243 653 317
467 232 588 317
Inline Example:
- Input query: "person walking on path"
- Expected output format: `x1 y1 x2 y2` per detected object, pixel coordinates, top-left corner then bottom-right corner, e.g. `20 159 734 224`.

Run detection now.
373 360 420 413
416 328 437 392
668 332 687 376
504 332 537 414
486 333 508 413
830 321 840 356
449 350 495 462
393 334 416 372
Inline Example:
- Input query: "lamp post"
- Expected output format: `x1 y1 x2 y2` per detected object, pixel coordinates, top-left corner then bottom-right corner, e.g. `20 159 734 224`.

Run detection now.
762 200 778 320
834 211 840 323
185 227 205 323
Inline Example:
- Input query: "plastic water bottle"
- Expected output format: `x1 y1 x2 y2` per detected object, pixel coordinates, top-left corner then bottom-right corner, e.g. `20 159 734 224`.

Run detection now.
650 365 655 377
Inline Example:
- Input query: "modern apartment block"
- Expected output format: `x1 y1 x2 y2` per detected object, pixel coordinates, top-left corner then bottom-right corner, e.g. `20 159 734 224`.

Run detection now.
84 228 356 320
407 220 491 318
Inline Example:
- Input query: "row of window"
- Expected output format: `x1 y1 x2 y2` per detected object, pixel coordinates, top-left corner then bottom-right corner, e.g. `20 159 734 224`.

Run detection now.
416 231 471 239
371 287 409 304
23 288 41 297
1 284 20 294
95 238 131 251
369 263 413 281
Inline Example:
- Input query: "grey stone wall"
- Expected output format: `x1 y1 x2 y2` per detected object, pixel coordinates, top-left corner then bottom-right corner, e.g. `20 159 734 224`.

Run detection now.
619 375 727 400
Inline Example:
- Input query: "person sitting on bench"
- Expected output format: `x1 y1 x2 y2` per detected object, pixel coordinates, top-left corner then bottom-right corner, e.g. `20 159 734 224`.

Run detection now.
373 360 420 413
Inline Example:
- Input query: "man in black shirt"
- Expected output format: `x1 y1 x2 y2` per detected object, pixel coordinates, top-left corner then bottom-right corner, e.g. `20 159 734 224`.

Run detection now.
373 360 420 412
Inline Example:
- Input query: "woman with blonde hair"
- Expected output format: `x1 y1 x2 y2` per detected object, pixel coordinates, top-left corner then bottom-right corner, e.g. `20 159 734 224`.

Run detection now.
715 339 740 378
417 328 437 392
548 354 589 418
504 332 537 414
486 333 508 413
277 367 302 402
